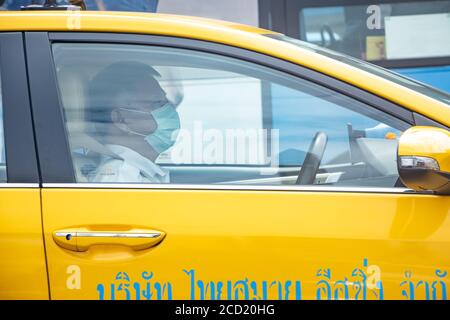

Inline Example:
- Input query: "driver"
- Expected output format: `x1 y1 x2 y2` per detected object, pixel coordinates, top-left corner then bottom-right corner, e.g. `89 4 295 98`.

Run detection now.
85 61 180 183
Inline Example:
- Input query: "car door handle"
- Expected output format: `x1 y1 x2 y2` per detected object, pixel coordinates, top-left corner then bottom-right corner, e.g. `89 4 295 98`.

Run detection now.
53 227 166 252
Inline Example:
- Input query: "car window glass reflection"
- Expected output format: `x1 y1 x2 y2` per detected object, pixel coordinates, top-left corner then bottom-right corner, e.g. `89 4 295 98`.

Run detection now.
53 43 410 187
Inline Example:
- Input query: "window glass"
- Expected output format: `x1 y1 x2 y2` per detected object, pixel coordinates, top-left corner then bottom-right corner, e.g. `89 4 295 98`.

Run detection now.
299 1 450 61
0 67 6 182
53 43 410 187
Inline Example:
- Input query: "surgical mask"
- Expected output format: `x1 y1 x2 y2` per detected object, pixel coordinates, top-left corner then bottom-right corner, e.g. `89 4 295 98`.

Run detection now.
144 103 180 153
113 103 180 153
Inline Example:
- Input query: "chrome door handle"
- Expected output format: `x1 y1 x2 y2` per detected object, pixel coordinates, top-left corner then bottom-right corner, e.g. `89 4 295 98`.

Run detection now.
53 227 166 252
57 232 162 238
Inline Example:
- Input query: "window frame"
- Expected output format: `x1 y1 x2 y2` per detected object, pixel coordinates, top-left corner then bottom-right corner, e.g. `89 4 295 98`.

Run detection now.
0 32 40 184
283 0 450 69
27 31 424 190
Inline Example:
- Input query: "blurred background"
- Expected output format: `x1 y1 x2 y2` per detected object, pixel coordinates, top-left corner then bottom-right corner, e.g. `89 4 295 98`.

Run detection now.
1 0 449 92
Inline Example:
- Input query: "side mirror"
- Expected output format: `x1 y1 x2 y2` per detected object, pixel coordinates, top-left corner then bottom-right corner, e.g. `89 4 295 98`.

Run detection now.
398 126 450 195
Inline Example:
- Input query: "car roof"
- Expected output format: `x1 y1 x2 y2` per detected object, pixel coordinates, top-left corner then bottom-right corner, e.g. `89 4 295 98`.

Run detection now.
0 11 275 35
0 11 449 126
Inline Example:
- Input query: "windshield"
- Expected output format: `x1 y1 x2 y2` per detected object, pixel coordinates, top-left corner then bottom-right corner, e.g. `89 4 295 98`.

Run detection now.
267 34 450 105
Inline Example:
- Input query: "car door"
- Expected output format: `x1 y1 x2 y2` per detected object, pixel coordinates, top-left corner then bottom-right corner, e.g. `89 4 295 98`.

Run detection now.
26 32 450 300
0 32 48 299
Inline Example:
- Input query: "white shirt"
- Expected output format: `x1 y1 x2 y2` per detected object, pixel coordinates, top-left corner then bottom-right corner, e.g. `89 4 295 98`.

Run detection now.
91 144 169 183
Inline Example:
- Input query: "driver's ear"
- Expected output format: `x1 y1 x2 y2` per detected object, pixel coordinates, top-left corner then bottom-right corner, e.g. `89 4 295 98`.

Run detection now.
111 109 129 133
110 109 121 123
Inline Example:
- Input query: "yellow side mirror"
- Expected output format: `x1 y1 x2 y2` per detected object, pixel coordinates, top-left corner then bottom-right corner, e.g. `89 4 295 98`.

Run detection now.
398 126 450 194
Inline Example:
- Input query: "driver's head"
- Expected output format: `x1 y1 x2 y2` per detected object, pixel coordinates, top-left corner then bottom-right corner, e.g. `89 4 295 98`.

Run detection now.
88 61 180 156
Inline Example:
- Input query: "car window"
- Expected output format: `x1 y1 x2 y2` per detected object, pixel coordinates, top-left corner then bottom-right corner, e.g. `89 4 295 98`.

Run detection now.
0 66 6 182
52 43 410 187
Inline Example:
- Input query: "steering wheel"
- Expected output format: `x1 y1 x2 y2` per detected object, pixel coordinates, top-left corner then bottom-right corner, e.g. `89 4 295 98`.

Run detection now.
296 132 328 185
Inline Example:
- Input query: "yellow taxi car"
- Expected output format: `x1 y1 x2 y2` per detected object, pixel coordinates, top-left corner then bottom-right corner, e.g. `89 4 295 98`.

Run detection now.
0 4 449 300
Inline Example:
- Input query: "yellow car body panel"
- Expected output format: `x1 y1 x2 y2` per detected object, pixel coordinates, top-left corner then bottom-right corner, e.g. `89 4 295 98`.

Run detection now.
0 11 449 126
0 189 48 299
0 11 449 300
42 189 450 300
